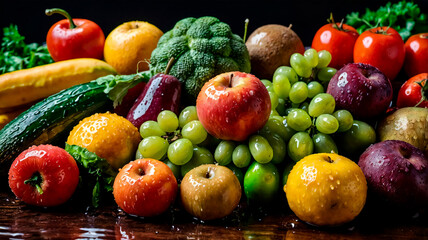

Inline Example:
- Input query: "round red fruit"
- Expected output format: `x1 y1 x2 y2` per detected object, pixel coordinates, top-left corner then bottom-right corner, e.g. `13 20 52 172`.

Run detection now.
312 21 359 69
404 33 428 77
353 26 405 81
8 144 80 207
196 71 271 142
396 73 428 108
113 158 178 217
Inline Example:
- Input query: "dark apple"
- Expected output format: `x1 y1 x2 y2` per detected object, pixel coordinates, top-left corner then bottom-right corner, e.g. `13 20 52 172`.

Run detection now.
113 158 178 217
196 71 271 141
327 63 393 120
180 164 241 220
358 140 428 210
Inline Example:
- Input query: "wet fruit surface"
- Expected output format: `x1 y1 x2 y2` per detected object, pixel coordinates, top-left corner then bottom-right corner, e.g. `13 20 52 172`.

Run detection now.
285 153 367 226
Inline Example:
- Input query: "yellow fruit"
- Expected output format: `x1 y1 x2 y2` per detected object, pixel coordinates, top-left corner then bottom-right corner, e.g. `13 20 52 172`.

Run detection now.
67 112 141 169
284 153 367 226
104 21 163 75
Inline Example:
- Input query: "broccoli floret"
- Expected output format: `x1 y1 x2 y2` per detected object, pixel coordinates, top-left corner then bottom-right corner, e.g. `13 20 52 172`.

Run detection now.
150 16 251 102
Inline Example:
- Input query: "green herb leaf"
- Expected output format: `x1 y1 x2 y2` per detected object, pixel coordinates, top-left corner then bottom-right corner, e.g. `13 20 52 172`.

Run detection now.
0 24 53 74
345 0 428 41
95 71 152 107
65 143 117 208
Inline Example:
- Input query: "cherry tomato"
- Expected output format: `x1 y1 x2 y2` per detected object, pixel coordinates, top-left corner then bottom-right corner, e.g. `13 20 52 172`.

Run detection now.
404 33 428 77
312 21 359 69
353 26 405 81
8 145 80 207
396 73 428 108
46 8 105 62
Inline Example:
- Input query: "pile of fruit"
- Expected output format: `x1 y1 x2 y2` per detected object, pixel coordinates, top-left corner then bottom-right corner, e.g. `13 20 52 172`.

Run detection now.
1 1 428 228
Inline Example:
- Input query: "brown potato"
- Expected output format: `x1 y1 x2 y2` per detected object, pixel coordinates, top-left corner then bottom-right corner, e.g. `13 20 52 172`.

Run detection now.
245 24 305 80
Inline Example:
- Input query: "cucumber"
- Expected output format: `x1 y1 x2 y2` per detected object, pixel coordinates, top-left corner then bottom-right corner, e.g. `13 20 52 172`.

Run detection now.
0 72 151 167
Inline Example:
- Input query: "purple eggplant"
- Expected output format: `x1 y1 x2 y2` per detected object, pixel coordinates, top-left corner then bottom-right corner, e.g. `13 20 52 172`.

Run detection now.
126 73 181 128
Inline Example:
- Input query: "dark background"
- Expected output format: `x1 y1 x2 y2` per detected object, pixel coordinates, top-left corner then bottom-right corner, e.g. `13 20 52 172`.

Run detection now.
1 0 427 47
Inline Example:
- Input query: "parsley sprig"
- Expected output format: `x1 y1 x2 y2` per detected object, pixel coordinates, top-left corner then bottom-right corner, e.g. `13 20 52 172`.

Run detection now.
0 24 53 74
346 0 428 41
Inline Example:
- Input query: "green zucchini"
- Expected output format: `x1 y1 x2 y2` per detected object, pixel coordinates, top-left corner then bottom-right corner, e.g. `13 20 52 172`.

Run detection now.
0 72 151 167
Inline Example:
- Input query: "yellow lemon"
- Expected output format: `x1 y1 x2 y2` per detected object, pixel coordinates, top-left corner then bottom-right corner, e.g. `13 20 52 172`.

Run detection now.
104 21 163 75
284 153 367 226
67 112 141 169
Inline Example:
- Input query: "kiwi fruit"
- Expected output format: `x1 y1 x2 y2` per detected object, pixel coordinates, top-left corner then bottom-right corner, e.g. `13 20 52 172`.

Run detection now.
245 24 305 80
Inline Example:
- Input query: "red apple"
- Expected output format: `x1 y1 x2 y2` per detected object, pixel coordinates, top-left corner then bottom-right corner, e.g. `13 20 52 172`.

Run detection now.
113 158 178 217
196 71 271 141
326 63 393 120
180 164 241 220
8 144 80 207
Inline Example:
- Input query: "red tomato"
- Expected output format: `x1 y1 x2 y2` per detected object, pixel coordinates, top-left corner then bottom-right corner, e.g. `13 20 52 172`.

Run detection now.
353 26 405 81
312 22 359 69
396 73 428 108
8 145 80 207
46 8 105 62
113 158 178 217
404 33 428 77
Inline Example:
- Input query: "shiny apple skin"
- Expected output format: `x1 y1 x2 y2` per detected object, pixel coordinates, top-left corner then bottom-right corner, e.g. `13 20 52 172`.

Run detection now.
113 158 178 217
180 164 241 221
196 71 271 141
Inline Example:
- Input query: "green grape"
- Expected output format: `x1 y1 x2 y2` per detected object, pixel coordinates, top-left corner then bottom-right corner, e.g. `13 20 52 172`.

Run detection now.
139 120 166 138
181 120 207 144
138 136 169 160
308 93 336 117
333 109 354 132
315 114 339 134
181 146 214 177
232 144 252 168
287 109 312 132
135 148 143 159
227 164 244 186
276 98 287 116
264 133 286 165
214 140 235 166
272 73 291 99
317 67 337 84
290 53 312 78
268 90 279 109
282 161 295 186
249 135 273 164
289 82 308 104
312 133 338 154
304 48 319 68
164 160 181 180
167 138 193 165
274 66 298 85
336 120 376 157
288 132 314 162
270 109 280 117
258 117 295 142
307 81 324 98
317 50 332 68
157 110 179 132
179 106 198 128
299 101 309 113
261 79 274 92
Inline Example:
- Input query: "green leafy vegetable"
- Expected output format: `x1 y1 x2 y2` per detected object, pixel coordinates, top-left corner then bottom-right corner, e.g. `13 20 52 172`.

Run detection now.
346 0 428 41
0 24 54 74
65 143 117 208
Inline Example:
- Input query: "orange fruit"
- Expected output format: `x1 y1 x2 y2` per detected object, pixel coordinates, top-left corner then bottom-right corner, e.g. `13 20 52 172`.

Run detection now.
284 153 367 226
104 21 163 75
67 112 141 170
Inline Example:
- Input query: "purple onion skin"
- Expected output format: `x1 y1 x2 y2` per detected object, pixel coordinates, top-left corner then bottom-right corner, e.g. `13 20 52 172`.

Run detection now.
126 73 181 128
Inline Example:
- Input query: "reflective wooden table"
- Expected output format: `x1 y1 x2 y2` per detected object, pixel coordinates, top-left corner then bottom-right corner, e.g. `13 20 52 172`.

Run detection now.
0 178 427 240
